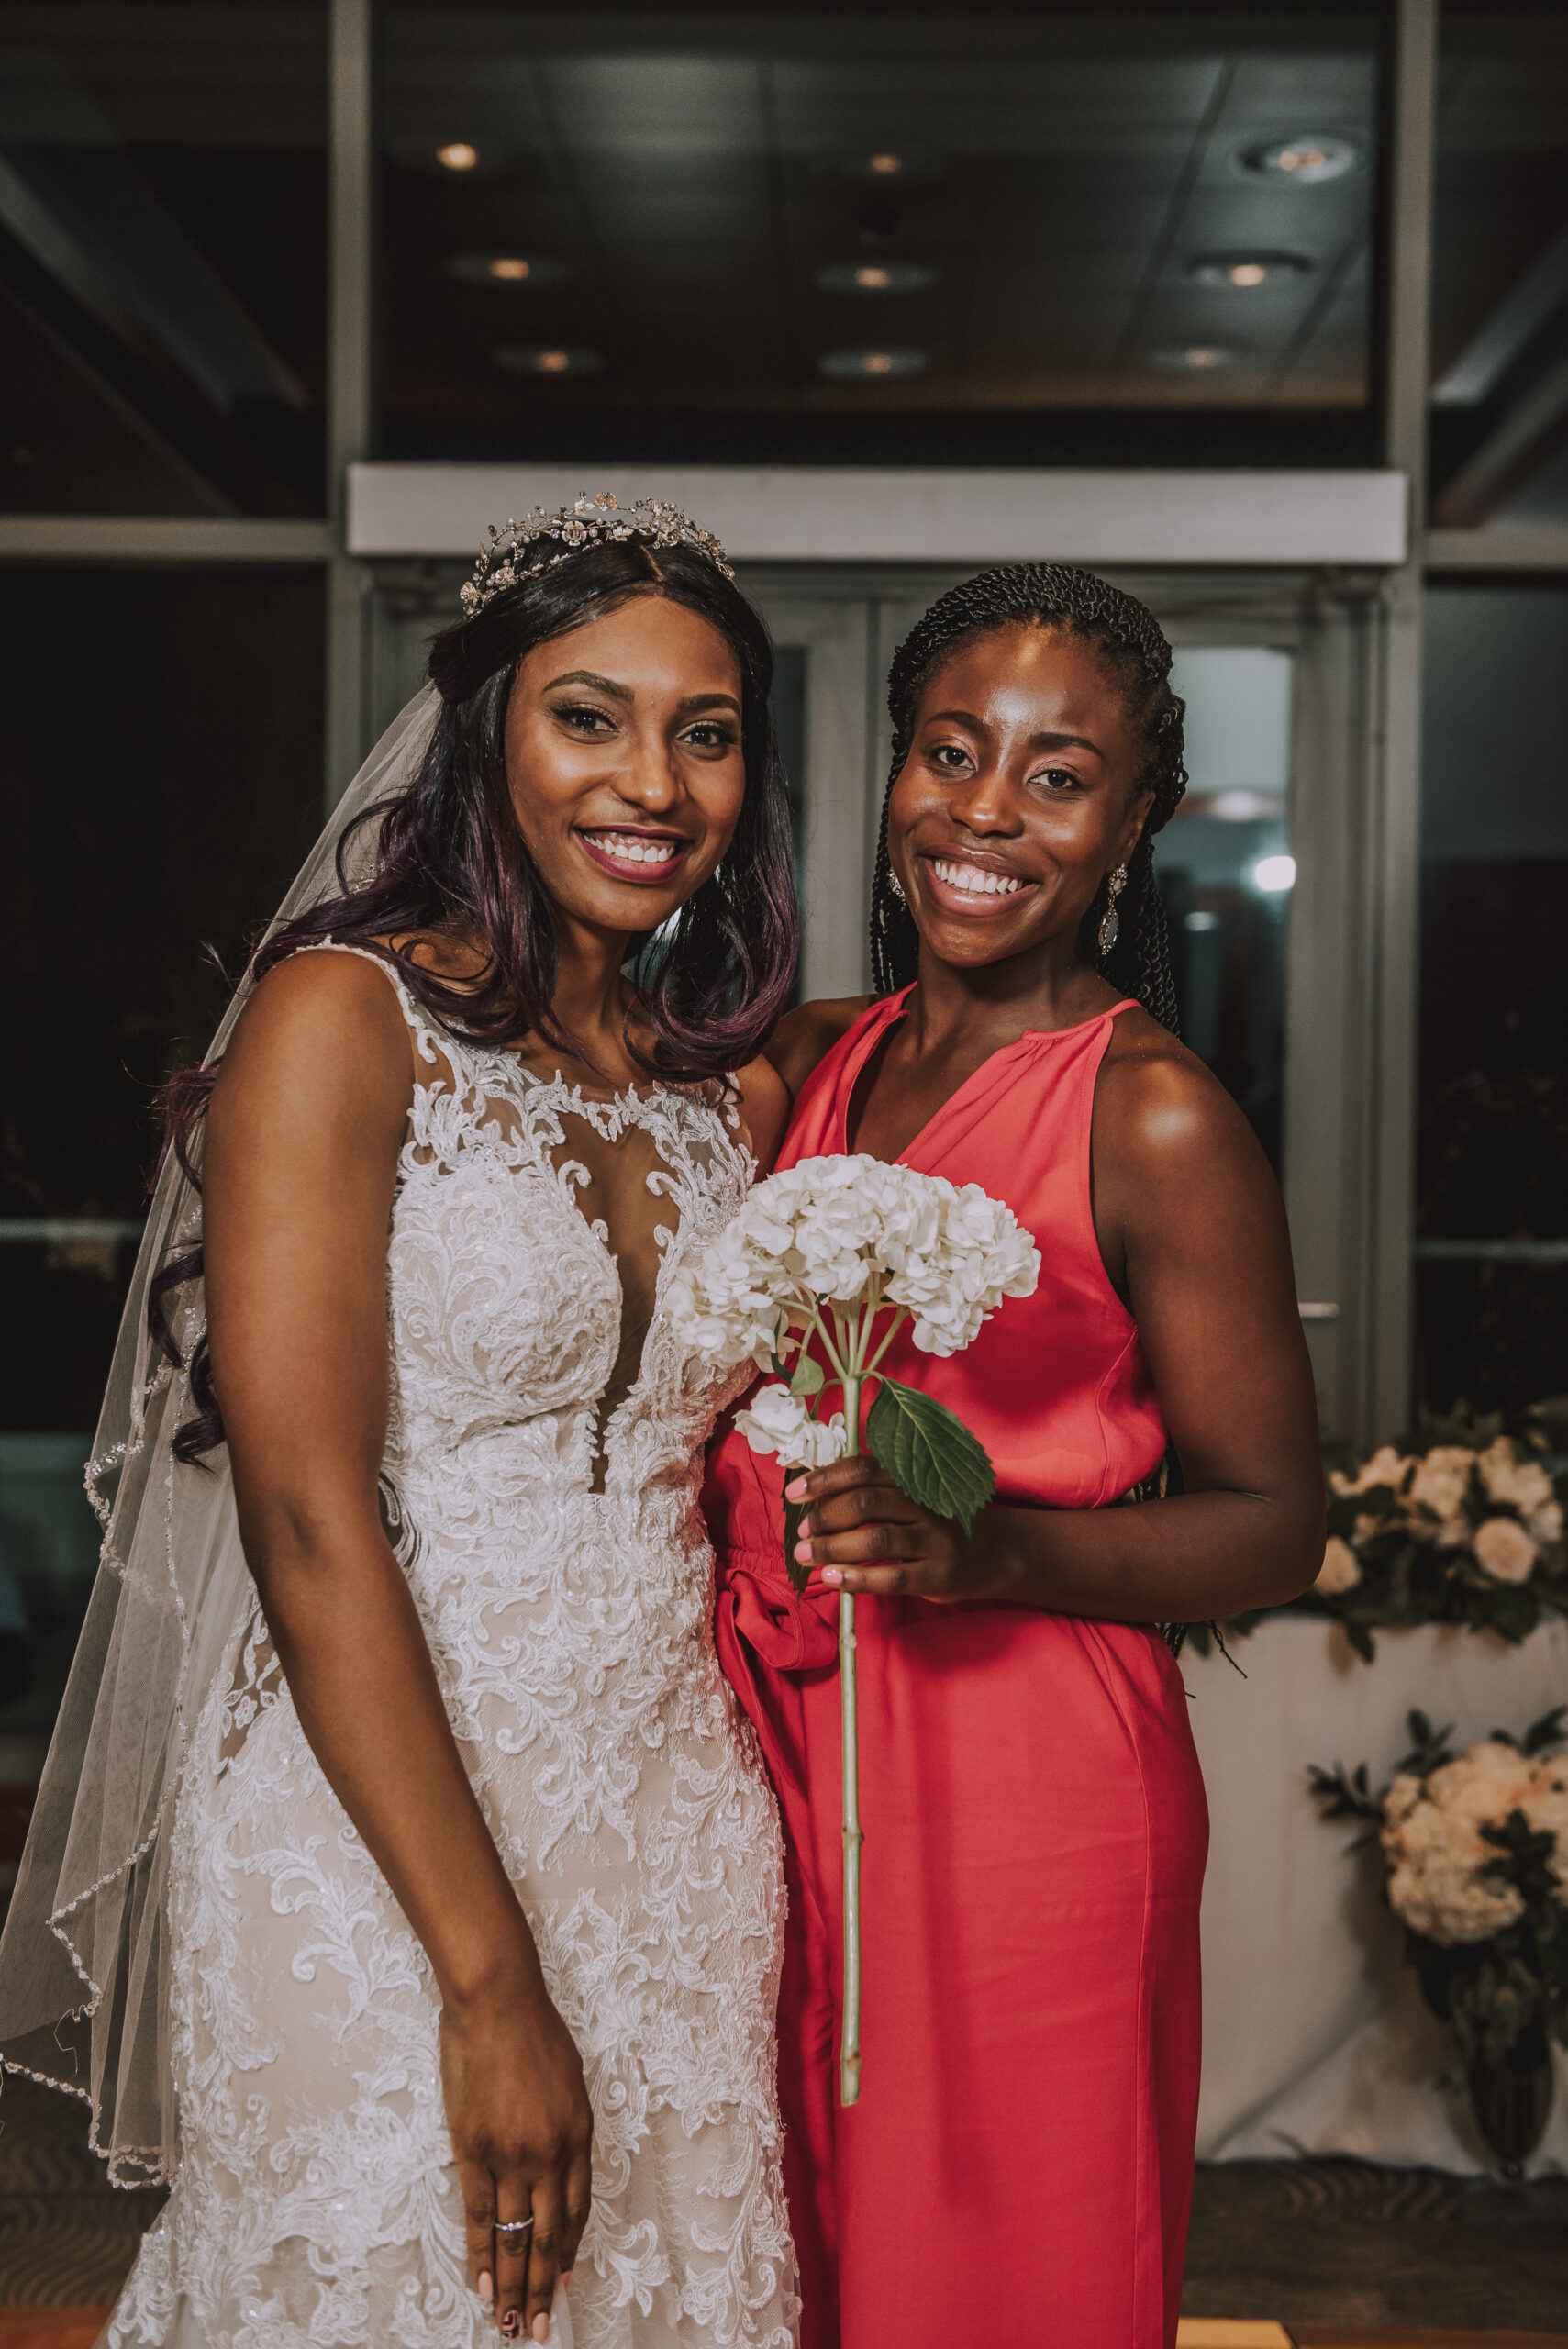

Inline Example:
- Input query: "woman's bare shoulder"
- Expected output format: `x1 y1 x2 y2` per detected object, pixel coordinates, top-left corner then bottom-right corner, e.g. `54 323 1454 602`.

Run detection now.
218 945 414 1118
1095 1005 1273 1194
764 995 873 1103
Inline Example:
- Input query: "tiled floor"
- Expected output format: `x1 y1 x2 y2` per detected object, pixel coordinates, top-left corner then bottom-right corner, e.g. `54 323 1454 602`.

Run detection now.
0 2071 1564 2332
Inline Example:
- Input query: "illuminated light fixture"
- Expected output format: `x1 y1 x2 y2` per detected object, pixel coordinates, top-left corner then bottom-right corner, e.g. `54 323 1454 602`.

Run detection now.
819 346 928 380
1211 790 1284 820
435 141 479 172
1149 343 1241 372
494 343 603 376
1189 251 1312 289
1184 909 1220 933
1251 853 1296 893
1240 135 1359 184
448 251 568 288
815 260 936 295
868 151 903 175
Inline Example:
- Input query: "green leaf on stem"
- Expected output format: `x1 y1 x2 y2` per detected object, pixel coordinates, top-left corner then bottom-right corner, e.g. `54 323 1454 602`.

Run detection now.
790 1353 825 1399
865 1375 996 1533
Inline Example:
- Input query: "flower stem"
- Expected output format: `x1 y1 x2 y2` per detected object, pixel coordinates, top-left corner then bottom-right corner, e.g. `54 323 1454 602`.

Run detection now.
840 1370 863 2108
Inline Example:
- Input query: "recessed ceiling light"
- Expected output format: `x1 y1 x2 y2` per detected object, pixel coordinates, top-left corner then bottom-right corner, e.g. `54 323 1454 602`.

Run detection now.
814 146 945 185
1150 343 1242 372
868 151 903 176
435 141 479 173
1252 853 1296 894
1184 909 1221 933
819 347 929 380
494 344 602 377
448 251 569 288
1240 135 1359 184
1189 251 1311 289
815 261 936 295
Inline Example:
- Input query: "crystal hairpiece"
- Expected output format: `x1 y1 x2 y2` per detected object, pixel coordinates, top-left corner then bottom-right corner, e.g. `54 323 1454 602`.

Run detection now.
459 490 737 617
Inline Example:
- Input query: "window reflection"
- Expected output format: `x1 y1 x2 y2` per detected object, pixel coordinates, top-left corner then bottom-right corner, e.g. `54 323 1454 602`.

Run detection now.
0 3 328 515
1158 646 1293 1169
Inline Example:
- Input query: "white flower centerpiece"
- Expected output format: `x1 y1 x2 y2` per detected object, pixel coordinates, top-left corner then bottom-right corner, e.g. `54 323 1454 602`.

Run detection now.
1186 1405 1568 1661
1311 1706 1568 2172
670 1153 1039 2103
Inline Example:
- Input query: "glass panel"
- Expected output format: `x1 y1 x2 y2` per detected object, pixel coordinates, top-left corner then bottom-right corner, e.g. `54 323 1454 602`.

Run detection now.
376 3 1382 470
1429 5 1568 531
0 2 328 515
1158 646 1293 1168
1416 586 1568 1412
0 566 324 1750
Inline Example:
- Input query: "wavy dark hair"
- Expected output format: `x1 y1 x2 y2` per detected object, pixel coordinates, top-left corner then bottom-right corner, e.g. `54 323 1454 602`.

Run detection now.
152 532 798 1458
870 563 1187 1030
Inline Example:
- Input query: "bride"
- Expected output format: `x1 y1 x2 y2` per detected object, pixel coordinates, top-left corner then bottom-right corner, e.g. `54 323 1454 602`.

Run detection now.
0 498 801 2349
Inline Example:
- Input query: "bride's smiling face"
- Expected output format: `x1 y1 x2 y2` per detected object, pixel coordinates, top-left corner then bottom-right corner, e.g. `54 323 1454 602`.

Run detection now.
504 594 746 930
885 622 1153 972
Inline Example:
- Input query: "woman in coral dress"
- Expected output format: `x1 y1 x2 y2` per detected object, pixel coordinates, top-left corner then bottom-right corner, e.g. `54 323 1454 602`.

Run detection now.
704 566 1324 2349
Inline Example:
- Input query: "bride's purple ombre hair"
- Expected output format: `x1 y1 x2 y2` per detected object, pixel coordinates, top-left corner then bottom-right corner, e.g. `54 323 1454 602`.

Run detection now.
152 533 798 1458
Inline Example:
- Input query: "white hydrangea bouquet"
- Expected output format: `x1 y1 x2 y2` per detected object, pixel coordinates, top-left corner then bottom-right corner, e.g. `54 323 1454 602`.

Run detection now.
1310 1706 1568 2171
670 1152 1039 2103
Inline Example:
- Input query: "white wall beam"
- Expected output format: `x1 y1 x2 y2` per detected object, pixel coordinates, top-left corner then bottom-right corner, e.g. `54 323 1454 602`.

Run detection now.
348 463 1409 571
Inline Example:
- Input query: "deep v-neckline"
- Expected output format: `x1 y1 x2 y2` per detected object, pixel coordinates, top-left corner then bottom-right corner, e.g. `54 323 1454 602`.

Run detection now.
839 988 1138 1166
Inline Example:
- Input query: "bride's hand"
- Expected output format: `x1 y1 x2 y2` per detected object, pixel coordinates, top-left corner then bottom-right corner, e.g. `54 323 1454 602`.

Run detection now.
441 1960 595 2342
786 1457 1007 1602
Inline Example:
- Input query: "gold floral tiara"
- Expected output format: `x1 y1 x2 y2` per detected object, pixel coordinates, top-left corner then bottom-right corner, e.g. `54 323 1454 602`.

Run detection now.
459 490 736 617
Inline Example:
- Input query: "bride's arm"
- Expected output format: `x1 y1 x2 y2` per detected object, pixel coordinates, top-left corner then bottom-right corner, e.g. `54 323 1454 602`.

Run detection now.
204 950 592 2344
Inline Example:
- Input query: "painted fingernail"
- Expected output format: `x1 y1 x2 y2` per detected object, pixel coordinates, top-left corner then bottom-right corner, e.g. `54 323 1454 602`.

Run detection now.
501 2312 519 2338
794 1539 811 1562
561 2272 573 2289
532 2321 551 2343
478 2272 494 2305
822 1568 843 1586
784 1477 807 1500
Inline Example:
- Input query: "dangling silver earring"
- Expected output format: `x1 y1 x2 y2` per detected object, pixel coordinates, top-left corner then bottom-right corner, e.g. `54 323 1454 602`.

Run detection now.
1097 864 1128 956
888 867 906 906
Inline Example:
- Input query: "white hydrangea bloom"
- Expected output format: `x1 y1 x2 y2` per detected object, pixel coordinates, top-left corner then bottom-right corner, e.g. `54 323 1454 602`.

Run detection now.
670 1153 1040 1372
734 1383 847 1470
1379 1739 1551 1943
1315 1536 1362 1595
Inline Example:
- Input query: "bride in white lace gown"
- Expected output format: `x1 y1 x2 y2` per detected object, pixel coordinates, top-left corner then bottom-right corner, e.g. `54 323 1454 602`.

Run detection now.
5 504 801 2349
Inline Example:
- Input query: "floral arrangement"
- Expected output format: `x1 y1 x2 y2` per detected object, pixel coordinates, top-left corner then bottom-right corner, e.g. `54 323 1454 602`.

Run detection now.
1310 1706 1568 2169
1184 1405 1568 1661
672 1153 1039 2102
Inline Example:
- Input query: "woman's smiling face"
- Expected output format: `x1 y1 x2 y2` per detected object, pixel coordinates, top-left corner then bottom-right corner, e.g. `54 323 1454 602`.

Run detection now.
886 621 1155 973
504 592 746 933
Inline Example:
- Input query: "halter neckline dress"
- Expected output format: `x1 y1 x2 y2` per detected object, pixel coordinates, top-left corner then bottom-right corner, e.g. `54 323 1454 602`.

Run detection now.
703 987 1208 2349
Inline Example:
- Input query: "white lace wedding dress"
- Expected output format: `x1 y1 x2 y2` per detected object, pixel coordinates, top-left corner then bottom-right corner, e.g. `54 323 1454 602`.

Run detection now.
109 946 798 2349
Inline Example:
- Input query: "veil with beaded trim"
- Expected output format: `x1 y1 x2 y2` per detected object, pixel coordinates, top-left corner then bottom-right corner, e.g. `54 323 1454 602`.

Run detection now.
0 687 440 2184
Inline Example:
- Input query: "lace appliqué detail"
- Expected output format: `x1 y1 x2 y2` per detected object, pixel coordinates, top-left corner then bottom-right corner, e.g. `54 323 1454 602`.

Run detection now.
109 946 796 2349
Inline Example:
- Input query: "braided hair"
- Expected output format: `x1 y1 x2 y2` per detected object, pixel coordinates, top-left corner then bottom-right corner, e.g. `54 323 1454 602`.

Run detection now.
870 565 1187 1030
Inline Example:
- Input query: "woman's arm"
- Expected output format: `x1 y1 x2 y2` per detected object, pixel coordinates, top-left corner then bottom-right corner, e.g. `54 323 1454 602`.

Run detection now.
204 951 592 2343
791 1038 1325 1621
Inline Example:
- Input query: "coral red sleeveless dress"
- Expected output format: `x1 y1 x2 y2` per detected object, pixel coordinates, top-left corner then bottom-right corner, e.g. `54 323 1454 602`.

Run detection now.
703 991 1208 2349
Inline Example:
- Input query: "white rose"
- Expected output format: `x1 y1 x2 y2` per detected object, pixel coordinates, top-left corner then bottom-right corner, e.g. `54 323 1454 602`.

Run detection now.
1529 1497 1563 1547
1429 1741 1538 1823
1478 1438 1555 1516
1407 1445 1474 1528
1522 1759 1568 1902
1472 1515 1538 1586
1314 1536 1362 1596
1380 1774 1527 1943
734 1383 848 1471
1330 1443 1412 1499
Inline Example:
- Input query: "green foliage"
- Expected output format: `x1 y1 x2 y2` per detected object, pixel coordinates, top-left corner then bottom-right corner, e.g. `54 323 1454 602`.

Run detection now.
864 1375 996 1533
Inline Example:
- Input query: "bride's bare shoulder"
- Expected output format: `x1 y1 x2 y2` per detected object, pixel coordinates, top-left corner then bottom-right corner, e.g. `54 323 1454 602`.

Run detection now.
218 944 414 1116
764 996 873 1103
